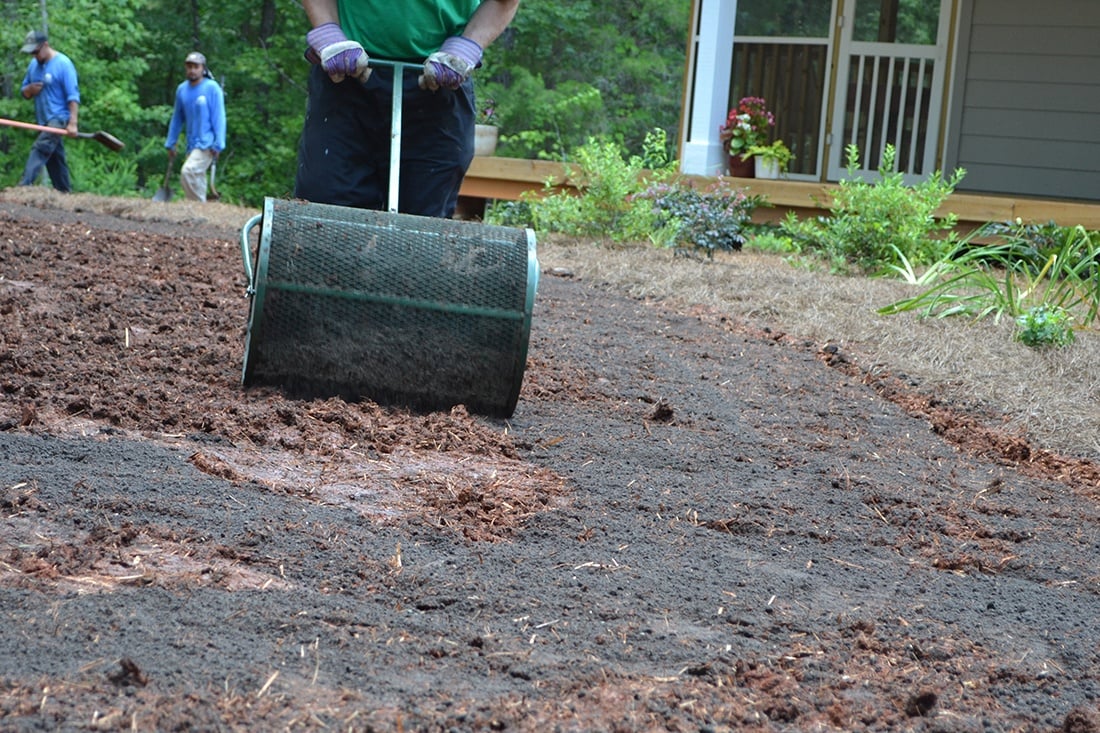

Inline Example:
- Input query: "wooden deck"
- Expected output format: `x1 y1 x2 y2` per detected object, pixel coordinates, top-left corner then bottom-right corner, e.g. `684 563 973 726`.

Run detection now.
459 156 1100 229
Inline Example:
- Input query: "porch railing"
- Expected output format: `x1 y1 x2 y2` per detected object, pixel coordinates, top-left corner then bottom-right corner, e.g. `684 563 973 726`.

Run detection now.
838 46 938 177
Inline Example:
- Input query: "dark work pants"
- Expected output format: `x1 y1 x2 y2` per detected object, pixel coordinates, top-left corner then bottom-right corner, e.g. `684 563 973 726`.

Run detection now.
294 64 475 218
20 119 71 193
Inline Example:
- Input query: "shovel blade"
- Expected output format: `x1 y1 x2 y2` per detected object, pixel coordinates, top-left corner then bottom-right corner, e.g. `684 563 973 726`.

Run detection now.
152 187 171 202
91 130 125 152
208 161 221 201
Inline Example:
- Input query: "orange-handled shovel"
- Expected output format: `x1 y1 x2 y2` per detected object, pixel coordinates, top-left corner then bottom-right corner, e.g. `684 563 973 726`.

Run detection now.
0 117 124 152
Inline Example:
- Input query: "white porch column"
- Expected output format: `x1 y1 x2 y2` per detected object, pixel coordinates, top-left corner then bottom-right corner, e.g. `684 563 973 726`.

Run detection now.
680 0 737 177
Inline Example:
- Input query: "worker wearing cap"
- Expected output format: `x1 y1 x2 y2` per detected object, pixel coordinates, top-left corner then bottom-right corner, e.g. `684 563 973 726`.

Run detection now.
294 0 520 218
18 30 81 192
165 52 226 202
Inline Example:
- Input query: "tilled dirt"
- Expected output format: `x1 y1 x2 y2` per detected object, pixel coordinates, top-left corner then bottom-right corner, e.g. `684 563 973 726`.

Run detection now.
1 194 1099 731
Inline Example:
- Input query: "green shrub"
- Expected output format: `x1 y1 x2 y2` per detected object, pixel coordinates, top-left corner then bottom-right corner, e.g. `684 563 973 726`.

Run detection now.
640 126 673 170
977 219 1100 278
881 222 1100 328
486 130 764 254
745 229 799 255
493 132 675 243
1016 305 1076 348
484 200 535 229
635 178 763 256
779 144 965 274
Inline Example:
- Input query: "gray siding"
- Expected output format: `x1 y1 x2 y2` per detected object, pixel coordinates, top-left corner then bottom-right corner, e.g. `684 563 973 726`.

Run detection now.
953 0 1100 200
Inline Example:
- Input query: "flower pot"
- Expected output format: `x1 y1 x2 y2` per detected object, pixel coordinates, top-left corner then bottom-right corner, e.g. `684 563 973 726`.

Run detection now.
727 153 754 178
474 124 499 157
754 156 780 179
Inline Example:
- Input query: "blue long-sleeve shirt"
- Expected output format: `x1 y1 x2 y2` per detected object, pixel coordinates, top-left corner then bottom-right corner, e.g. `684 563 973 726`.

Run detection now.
165 78 225 153
21 52 80 125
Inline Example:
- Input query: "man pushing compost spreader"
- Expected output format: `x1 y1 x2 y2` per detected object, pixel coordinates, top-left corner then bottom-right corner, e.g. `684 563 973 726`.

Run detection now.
238 0 539 419
295 0 520 218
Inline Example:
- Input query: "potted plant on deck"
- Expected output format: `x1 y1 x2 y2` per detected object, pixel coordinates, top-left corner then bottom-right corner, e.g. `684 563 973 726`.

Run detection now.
475 96 499 157
745 139 793 179
718 96 774 178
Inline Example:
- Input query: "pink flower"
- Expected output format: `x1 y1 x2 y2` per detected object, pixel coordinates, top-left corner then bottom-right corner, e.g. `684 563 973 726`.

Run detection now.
718 96 775 155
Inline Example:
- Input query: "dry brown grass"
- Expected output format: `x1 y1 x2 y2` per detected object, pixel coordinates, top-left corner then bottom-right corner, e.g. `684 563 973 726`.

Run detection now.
0 186 253 232
4 186 1097 461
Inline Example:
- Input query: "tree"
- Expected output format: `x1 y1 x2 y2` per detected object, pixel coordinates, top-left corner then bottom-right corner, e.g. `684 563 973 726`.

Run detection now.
483 0 690 161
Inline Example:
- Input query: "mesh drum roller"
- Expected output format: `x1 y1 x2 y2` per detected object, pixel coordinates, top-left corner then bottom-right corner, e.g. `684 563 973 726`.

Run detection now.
240 197 538 417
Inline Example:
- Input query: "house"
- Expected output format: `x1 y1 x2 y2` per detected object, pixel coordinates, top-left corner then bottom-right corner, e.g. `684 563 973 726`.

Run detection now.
462 0 1100 227
679 0 1100 224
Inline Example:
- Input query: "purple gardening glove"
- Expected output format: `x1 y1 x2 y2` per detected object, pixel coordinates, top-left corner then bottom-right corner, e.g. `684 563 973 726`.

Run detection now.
419 36 482 91
307 22 370 83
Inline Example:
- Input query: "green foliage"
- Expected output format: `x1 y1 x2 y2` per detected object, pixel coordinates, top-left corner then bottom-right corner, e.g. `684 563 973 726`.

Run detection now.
490 130 764 255
978 219 1100 276
742 224 827 271
852 0 940 44
635 178 763 256
1015 305 1076 348
502 135 673 241
735 0 832 37
481 0 689 162
880 223 1100 329
745 228 799 255
779 144 965 274
484 199 534 229
640 127 672 170
882 243 957 286
71 145 141 197
489 74 605 161
745 140 793 170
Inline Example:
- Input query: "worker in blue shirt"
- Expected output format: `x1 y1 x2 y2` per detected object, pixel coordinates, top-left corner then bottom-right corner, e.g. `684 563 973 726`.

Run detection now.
18 30 81 192
165 52 226 202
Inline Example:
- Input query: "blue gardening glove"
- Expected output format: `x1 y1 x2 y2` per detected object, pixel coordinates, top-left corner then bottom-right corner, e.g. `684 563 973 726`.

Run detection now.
419 36 482 91
307 22 370 83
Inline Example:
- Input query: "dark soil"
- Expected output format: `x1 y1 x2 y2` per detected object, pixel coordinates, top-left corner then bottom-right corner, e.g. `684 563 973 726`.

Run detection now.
1 196 1099 731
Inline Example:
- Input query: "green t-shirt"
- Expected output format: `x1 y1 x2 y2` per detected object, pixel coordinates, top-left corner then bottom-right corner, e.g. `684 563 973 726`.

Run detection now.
339 1 481 61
